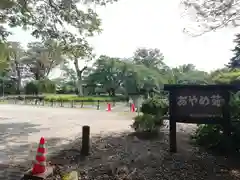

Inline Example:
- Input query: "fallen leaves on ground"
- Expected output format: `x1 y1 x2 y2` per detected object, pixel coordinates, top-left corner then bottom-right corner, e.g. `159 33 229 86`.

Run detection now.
48 130 240 180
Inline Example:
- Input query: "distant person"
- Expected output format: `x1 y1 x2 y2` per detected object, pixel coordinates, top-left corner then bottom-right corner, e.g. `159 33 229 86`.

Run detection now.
129 98 133 105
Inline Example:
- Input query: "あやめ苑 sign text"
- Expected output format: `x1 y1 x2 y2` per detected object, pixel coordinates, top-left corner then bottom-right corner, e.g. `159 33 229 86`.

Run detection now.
176 94 224 107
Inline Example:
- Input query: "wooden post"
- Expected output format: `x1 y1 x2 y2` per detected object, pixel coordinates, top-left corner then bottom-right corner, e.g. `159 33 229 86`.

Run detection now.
222 91 231 153
169 118 177 153
51 100 53 107
169 91 177 153
71 100 74 108
97 100 100 110
81 100 83 108
60 100 63 107
81 126 90 156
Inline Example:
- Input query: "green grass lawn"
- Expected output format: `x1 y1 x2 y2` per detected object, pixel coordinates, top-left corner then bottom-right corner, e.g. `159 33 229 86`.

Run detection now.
43 94 126 102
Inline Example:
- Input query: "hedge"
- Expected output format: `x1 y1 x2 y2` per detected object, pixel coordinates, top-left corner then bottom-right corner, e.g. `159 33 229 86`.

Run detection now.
2 94 128 102
44 95 127 102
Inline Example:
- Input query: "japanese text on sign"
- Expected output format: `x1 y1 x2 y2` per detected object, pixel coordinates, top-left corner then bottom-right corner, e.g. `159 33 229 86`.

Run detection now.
177 94 223 107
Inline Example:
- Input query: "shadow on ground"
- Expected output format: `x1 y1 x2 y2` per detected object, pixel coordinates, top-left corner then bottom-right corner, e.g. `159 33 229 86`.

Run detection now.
0 135 70 180
0 122 71 180
2 129 240 180
0 122 53 163
50 130 240 180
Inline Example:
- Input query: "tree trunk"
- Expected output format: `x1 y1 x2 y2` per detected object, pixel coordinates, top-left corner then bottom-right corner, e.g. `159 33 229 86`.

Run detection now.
14 59 21 94
16 66 21 94
16 75 21 94
74 58 87 96
77 73 83 96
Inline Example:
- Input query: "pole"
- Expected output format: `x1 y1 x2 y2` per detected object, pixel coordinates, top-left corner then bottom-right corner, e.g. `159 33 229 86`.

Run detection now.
81 126 90 156
2 80 4 97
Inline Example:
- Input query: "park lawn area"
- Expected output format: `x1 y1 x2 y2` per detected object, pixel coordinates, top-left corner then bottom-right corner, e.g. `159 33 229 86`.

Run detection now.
0 94 127 106
43 94 127 103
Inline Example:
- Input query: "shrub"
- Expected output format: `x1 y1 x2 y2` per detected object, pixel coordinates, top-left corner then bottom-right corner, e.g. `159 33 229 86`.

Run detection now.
193 92 240 153
192 123 240 153
141 96 168 117
25 81 38 95
131 114 157 132
37 80 56 94
192 124 225 149
56 84 76 94
131 96 168 135
24 80 56 94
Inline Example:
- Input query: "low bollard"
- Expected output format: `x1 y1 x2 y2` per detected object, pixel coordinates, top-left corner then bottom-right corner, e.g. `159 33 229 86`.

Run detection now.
97 100 100 110
81 125 90 156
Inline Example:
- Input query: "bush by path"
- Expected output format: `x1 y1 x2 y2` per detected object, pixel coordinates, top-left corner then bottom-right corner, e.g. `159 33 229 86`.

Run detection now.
44 94 127 102
1 94 128 103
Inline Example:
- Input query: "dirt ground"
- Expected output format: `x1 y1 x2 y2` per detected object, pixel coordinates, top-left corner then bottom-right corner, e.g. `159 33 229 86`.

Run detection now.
0 104 240 179
0 104 132 179
48 122 240 180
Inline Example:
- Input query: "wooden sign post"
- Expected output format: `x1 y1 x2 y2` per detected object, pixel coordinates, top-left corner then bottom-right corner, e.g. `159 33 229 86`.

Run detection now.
164 84 234 153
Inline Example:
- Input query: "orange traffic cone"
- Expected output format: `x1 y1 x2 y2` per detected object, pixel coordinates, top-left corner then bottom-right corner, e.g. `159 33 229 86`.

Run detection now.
32 137 47 175
107 103 111 111
23 137 53 179
131 103 135 112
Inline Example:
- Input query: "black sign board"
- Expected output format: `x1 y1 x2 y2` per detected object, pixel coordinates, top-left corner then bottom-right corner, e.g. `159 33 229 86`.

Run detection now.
174 88 225 122
164 84 234 153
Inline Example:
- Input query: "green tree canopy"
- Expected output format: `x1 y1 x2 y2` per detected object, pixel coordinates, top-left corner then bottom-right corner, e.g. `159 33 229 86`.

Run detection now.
86 55 166 96
22 40 64 80
0 0 108 40
228 34 240 69
133 48 165 69
183 0 240 36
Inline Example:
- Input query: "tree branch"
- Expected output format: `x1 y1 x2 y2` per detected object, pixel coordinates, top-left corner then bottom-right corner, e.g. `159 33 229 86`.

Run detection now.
80 66 87 73
183 0 240 36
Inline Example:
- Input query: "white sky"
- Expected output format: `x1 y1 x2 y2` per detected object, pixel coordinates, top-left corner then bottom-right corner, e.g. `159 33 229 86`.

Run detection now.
7 0 240 72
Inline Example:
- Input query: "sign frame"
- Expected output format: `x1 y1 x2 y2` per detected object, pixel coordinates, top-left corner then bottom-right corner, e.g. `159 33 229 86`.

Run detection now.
164 84 234 153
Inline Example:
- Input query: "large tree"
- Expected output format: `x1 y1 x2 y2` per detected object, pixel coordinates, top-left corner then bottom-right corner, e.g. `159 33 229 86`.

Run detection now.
87 55 166 96
7 41 25 93
64 38 93 96
22 40 64 80
228 34 240 69
86 55 124 96
0 0 115 40
133 48 165 69
165 64 209 84
0 41 10 71
183 0 240 36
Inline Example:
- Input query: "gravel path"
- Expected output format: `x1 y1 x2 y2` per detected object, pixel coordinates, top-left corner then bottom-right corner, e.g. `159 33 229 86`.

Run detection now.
0 104 133 179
